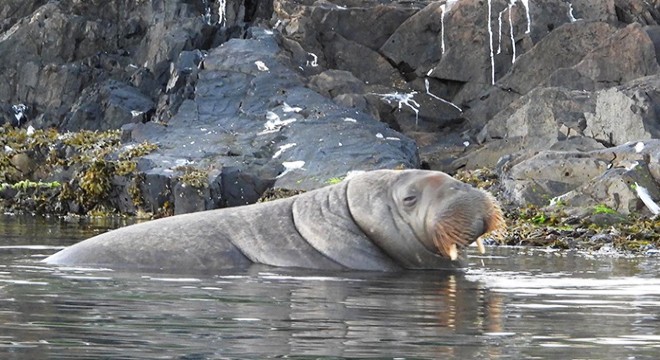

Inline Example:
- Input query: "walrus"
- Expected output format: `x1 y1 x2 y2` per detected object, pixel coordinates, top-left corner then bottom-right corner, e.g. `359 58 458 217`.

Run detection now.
44 169 504 272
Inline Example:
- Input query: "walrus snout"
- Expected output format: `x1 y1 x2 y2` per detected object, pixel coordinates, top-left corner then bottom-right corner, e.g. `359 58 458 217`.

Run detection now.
430 188 505 260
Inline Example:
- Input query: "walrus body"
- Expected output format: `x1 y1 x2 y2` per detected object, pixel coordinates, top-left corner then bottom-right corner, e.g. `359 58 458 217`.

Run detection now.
44 170 504 272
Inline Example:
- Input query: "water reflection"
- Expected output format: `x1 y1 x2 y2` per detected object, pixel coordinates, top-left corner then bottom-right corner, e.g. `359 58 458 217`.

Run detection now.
2 215 660 359
1 264 508 359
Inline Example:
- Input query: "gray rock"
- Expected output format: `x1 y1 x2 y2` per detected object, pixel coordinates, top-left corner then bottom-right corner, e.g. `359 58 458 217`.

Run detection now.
499 140 660 214
63 80 155 131
584 75 660 145
465 21 616 128
557 162 660 215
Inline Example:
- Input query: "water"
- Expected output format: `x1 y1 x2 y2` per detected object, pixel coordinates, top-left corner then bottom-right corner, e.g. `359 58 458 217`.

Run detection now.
2 214 660 359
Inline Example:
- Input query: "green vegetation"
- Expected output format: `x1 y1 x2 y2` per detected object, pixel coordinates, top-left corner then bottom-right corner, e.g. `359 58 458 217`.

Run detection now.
592 204 617 215
0 124 160 216
325 176 344 185
455 168 660 254
176 166 209 188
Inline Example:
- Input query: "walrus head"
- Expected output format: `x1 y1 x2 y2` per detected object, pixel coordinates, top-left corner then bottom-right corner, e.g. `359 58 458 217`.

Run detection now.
392 171 505 260
346 169 505 267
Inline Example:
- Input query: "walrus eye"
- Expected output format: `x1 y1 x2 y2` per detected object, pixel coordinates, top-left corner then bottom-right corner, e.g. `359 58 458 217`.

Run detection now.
402 195 417 207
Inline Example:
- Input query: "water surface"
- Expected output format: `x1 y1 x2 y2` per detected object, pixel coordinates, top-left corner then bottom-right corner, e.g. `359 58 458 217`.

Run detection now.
1 214 660 359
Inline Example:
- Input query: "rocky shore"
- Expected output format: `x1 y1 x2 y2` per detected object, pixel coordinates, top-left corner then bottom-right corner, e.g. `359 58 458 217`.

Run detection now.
1 0 659 252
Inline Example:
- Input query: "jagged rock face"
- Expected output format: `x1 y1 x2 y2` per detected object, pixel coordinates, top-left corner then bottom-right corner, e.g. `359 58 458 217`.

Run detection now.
2 0 660 216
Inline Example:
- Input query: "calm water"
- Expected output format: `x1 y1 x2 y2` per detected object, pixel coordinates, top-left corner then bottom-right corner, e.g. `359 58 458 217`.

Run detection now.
1 214 660 359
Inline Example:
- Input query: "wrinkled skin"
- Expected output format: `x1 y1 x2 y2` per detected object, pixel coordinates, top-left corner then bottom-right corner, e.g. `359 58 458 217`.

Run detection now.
45 170 504 273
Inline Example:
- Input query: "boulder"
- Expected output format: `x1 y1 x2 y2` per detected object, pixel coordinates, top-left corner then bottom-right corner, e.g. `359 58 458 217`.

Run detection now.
121 28 419 210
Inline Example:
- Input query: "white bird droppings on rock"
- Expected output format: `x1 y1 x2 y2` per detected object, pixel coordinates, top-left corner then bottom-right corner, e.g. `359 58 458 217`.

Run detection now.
635 142 645 153
282 102 302 113
277 161 306 178
634 183 660 215
255 61 269 72
306 53 318 67
272 143 297 159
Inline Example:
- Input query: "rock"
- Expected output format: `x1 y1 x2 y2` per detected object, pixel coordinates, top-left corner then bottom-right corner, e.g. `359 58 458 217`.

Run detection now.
479 87 596 151
307 70 366 98
0 0 220 130
613 0 660 25
138 170 173 214
584 75 660 145
499 140 660 213
3 0 660 219
62 80 155 131
558 161 660 216
567 23 659 90
319 31 405 87
464 21 617 128
173 182 211 216
9 153 37 176
501 150 611 207
379 1 446 76
116 28 420 214
109 175 137 214
468 73 660 169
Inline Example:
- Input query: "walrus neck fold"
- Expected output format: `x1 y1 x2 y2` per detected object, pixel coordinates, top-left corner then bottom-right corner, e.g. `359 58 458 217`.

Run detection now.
292 180 401 271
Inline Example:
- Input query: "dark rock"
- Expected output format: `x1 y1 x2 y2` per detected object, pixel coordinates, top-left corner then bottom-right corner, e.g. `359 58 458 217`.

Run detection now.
308 70 365 98
3 0 660 219
62 80 155 131
319 31 405 87
220 166 274 207
173 181 211 215
380 1 446 77
139 171 173 213
465 21 617 128
109 175 137 214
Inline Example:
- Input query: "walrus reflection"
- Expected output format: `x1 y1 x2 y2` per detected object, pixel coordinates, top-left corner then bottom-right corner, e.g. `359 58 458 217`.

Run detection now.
270 270 506 357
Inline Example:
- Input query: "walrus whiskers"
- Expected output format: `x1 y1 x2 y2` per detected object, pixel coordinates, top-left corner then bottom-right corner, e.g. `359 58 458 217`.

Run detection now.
431 189 506 260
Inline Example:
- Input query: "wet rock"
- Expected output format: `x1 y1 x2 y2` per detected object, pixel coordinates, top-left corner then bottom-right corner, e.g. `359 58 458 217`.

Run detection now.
109 175 137 215
173 182 212 216
9 153 37 177
220 166 275 207
139 171 173 214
